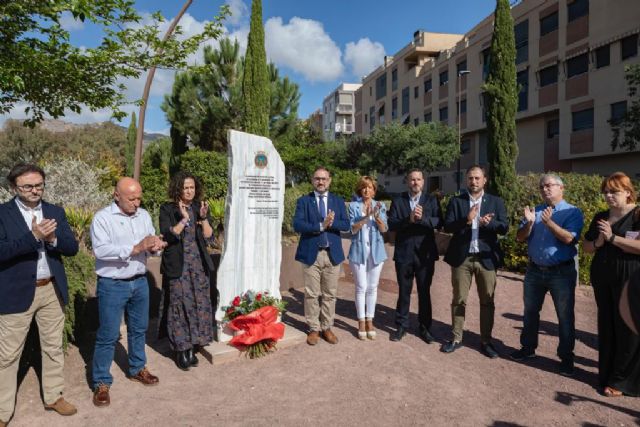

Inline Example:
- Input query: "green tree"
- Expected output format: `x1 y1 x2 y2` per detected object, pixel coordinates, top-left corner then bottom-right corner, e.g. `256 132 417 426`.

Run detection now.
125 112 136 177
1 1 228 125
139 137 171 210
610 64 640 151
241 0 270 136
483 0 519 208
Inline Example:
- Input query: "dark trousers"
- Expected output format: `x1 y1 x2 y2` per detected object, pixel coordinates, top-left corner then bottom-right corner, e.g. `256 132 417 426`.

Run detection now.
394 254 435 329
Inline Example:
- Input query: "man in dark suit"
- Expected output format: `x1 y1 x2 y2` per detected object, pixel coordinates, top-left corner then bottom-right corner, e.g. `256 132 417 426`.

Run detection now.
0 163 79 426
441 166 508 358
293 167 349 345
388 169 442 342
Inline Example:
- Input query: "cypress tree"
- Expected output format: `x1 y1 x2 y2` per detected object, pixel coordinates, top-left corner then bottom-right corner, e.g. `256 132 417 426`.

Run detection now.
241 0 270 136
125 112 137 177
484 0 519 209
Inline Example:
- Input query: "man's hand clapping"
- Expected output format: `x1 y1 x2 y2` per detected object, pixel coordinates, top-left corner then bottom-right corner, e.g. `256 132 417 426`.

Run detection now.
523 206 535 224
323 210 335 229
32 216 57 242
411 205 423 223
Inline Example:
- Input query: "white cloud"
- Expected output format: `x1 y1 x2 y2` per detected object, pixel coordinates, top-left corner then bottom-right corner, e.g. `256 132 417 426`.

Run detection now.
344 38 385 78
265 17 343 82
59 12 85 31
225 0 248 26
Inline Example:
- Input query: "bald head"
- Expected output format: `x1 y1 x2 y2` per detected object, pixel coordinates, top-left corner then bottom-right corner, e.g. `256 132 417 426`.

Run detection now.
114 177 143 216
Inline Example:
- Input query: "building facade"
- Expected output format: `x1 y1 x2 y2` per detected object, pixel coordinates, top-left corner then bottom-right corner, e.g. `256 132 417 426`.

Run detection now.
322 83 362 141
355 0 640 194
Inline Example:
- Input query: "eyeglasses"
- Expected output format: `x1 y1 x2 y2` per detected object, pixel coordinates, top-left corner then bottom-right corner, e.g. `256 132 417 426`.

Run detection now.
602 189 621 195
313 177 329 181
539 183 559 190
16 183 45 192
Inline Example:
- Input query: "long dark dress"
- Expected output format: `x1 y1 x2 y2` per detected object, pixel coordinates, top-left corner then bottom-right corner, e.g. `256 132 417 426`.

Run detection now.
585 207 640 396
163 205 214 351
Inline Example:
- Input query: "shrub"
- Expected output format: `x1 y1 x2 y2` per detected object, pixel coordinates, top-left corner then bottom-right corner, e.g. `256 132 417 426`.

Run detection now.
43 158 111 210
62 248 95 350
329 169 361 201
65 207 93 249
0 186 11 202
139 138 171 210
283 182 312 234
179 148 228 200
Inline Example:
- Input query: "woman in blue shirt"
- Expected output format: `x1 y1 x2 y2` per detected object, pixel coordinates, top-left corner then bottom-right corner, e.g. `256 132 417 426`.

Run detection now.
348 176 388 340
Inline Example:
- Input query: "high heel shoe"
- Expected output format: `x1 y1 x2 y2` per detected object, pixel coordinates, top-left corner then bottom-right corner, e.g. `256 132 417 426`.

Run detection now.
188 347 199 367
365 318 376 340
357 320 367 340
176 350 191 371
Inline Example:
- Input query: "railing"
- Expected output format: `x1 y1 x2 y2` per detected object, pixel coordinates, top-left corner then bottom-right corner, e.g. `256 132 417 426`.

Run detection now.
336 104 353 113
335 123 354 133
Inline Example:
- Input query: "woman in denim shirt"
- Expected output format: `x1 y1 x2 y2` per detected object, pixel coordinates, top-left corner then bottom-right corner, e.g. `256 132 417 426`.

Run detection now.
348 176 388 340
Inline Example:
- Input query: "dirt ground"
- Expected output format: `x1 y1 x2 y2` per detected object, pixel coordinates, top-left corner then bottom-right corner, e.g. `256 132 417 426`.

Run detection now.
9 244 640 427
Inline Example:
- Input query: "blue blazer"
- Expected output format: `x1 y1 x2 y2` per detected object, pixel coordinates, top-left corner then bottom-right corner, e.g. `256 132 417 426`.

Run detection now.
443 192 508 270
293 192 349 266
0 198 79 314
348 199 388 265
388 192 442 264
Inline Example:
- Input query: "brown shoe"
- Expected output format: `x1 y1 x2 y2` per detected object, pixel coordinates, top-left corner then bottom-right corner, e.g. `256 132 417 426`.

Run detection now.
44 396 77 416
307 331 320 346
0 419 8 427
129 367 159 386
93 384 110 407
322 329 338 344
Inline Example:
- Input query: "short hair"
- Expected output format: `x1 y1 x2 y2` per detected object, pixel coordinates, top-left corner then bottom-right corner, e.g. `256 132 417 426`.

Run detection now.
7 163 45 187
601 172 637 204
355 176 378 196
313 166 331 177
405 168 424 180
167 171 203 203
466 165 486 177
539 173 564 187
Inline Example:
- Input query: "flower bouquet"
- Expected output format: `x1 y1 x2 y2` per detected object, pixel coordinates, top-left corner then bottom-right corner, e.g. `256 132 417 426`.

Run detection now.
220 290 287 358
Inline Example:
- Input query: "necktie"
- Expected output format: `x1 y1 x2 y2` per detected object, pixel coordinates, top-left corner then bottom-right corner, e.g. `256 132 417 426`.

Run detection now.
318 195 329 247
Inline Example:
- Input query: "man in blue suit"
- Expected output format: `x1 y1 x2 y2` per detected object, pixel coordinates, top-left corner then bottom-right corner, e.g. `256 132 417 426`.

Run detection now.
294 167 349 345
0 163 79 426
441 166 508 358
388 169 442 342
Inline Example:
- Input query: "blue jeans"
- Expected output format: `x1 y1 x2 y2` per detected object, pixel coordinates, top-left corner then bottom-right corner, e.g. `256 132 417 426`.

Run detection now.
92 276 149 388
520 263 576 361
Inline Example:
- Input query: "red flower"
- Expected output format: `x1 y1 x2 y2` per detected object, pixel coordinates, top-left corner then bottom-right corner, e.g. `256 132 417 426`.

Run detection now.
226 307 234 314
232 296 241 306
256 293 262 301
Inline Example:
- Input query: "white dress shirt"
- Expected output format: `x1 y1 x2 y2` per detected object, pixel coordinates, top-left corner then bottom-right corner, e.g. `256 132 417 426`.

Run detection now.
469 191 484 254
409 192 422 211
15 198 53 280
90 202 157 279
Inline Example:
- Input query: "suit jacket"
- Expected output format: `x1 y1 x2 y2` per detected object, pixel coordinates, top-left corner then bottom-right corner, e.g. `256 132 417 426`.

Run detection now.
388 192 442 264
0 198 79 314
443 192 508 270
293 192 350 266
159 201 215 279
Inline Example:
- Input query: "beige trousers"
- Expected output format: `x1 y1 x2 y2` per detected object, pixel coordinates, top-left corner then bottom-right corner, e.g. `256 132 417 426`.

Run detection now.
0 283 65 421
302 250 341 331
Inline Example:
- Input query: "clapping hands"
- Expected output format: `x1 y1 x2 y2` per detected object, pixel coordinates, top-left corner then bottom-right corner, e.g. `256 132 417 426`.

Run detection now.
32 216 57 242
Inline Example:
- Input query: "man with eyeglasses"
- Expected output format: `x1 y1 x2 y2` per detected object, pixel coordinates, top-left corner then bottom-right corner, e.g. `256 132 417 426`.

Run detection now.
0 163 79 426
510 174 584 377
293 167 349 345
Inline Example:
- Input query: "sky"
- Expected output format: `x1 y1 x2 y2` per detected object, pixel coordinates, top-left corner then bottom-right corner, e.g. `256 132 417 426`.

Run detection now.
3 0 498 134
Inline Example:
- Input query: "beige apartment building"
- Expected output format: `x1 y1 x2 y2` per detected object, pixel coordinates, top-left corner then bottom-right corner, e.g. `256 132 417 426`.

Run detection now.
322 83 362 141
355 0 640 194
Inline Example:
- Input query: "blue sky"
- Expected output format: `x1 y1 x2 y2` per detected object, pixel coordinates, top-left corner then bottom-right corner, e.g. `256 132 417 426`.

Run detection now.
4 0 497 134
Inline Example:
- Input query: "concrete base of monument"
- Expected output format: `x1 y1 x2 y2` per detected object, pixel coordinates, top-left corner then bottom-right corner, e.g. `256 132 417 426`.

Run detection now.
200 324 307 365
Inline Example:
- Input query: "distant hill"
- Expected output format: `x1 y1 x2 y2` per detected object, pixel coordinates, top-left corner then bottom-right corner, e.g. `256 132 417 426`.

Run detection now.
25 119 166 145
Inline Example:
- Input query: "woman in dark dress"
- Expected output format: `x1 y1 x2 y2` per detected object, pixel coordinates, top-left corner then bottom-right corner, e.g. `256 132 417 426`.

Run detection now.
583 172 640 397
159 172 215 370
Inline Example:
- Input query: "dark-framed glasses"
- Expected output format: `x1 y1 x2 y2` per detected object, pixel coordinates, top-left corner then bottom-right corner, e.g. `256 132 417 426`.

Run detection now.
17 183 45 192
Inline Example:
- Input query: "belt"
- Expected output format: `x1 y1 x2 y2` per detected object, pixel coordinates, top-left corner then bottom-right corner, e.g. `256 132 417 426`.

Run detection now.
528 259 574 271
318 247 330 251
36 277 53 287
98 273 146 281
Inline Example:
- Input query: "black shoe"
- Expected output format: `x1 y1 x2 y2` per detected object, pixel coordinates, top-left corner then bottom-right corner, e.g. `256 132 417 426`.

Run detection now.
187 348 199 367
390 326 407 342
510 347 536 361
176 350 191 371
481 342 499 359
441 341 462 353
418 325 435 344
559 359 574 377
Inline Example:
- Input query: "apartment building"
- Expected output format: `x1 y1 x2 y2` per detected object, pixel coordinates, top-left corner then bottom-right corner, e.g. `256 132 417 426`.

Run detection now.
356 0 640 194
322 83 362 141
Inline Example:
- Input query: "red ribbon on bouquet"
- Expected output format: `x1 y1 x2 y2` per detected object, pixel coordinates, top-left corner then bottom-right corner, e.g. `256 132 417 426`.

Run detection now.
228 306 285 348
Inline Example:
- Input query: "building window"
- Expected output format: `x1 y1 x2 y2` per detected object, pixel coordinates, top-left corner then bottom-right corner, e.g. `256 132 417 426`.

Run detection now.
568 0 589 23
456 60 468 75
375 74 387 100
391 68 398 92
540 11 558 36
439 69 449 86
460 139 471 155
457 99 467 114
378 104 385 125
364 114 368 124
517 68 528 111
514 19 529 64
424 78 432 93
424 112 432 122
547 118 559 138
572 108 594 131
610 101 627 125
567 53 589 78
369 106 375 129
369 86 372 96
482 48 491 81
539 64 558 87
414 86 419 99
595 44 610 68
621 34 639 61
402 87 410 115
391 97 398 120
414 118 420 126
439 106 448 123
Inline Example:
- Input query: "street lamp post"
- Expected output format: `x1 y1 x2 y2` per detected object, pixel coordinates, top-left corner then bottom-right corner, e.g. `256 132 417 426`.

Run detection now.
456 69 471 192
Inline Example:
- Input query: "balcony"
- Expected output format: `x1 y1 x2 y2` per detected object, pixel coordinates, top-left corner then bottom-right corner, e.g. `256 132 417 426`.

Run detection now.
335 123 354 134
336 104 353 114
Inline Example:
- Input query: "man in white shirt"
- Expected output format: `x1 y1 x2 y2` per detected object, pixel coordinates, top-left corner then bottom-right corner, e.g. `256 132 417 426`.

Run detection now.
90 177 166 407
0 163 79 426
